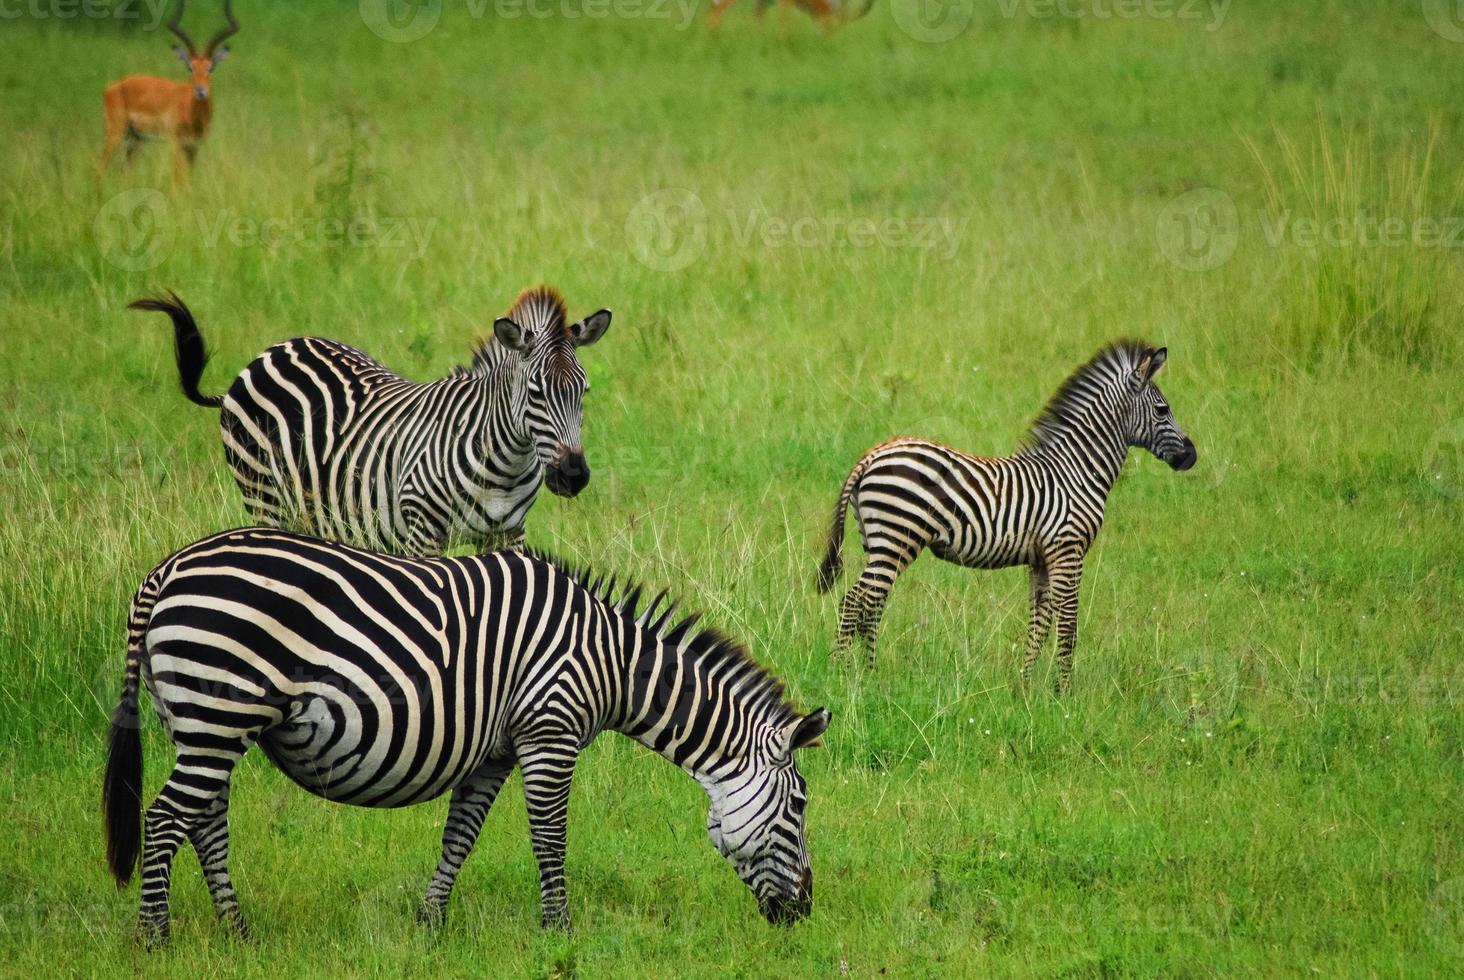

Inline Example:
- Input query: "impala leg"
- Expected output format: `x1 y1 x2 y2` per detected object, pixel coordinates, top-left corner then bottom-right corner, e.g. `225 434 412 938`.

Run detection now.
517 740 579 930
170 141 193 190
97 91 126 191
418 760 513 928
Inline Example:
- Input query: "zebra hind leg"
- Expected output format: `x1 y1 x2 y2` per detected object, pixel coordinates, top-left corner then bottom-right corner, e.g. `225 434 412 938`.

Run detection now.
185 787 250 940
418 761 513 928
833 580 866 661
138 744 251 947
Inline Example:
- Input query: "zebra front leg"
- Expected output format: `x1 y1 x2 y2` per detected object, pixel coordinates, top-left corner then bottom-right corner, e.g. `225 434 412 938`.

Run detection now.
138 745 249 947
418 759 513 928
497 525 526 553
1019 560 1054 685
517 740 579 930
185 788 249 940
1049 558 1084 694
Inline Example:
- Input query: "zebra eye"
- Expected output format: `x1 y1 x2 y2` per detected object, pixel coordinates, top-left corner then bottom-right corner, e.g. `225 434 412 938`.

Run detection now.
1154 403 1170 419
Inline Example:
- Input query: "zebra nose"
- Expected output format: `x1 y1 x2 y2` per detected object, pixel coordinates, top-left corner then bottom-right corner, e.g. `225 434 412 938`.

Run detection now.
544 450 589 498
1172 439 1197 471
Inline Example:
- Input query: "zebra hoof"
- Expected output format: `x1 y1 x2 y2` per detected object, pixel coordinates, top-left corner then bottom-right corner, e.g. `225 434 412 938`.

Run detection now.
539 908 572 932
137 918 170 950
415 901 447 930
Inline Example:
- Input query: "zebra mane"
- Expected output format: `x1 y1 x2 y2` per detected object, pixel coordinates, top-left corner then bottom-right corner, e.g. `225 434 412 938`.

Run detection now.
524 549 801 727
466 285 570 374
1020 339 1155 450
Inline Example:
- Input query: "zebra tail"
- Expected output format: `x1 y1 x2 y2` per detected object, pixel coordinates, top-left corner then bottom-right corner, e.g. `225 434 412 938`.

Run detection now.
128 292 223 409
103 584 151 888
817 462 863 593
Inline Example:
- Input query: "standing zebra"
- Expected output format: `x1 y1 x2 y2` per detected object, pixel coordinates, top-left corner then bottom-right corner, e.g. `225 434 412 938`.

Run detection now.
103 528 830 944
817 341 1196 690
129 285 611 555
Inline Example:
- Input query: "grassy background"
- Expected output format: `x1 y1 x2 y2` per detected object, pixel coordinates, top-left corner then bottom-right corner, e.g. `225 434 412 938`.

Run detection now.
1 1 1462 974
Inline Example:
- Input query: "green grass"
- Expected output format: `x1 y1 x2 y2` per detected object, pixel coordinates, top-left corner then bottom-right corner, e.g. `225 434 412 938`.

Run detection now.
2 2 1462 975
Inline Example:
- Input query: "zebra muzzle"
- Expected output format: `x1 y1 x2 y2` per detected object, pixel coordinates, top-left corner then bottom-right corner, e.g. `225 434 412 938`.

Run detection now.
545 450 590 497
1170 439 1198 471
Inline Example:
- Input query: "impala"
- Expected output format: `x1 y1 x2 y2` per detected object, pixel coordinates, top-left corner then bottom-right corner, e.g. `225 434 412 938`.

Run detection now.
707 0 873 32
96 0 239 189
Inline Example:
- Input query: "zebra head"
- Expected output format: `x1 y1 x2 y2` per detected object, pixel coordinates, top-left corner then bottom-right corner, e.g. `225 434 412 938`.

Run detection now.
1123 346 1197 471
704 707 831 925
491 288 611 497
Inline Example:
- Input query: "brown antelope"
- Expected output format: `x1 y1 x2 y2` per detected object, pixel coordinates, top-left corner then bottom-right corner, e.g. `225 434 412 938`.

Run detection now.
707 0 873 32
96 0 239 189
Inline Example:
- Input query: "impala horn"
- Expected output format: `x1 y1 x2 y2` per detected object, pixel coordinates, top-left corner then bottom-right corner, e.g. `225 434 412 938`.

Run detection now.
166 0 198 57
204 0 240 59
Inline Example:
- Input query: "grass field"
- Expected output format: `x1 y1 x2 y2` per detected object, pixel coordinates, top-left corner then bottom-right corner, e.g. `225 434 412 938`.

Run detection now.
2 1 1462 975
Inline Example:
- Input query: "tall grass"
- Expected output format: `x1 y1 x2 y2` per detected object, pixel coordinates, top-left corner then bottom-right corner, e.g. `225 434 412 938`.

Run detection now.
1245 116 1460 364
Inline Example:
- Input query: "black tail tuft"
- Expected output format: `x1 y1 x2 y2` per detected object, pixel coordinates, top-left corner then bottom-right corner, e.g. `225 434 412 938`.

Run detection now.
129 292 223 409
816 532 843 594
103 695 142 888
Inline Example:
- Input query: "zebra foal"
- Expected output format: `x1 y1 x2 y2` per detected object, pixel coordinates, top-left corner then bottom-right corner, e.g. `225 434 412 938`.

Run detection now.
130 285 610 555
817 341 1197 690
103 528 829 944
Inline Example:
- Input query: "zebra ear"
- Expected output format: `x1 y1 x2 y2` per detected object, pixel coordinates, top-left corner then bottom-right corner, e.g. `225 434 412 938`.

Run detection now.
493 316 530 354
570 309 611 348
1135 347 1167 383
784 707 831 751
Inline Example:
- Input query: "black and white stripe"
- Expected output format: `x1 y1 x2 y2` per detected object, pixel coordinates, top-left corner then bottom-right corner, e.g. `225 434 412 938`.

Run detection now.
817 341 1197 690
130 286 610 555
102 527 829 943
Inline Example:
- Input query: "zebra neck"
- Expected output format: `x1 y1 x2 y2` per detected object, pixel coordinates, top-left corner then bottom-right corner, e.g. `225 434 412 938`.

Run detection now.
1028 418 1129 496
478 362 535 468
612 625 786 783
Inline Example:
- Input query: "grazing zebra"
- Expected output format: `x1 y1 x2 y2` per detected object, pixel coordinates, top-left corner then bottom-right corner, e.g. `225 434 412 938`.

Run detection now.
129 285 611 555
817 341 1197 690
103 527 829 944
